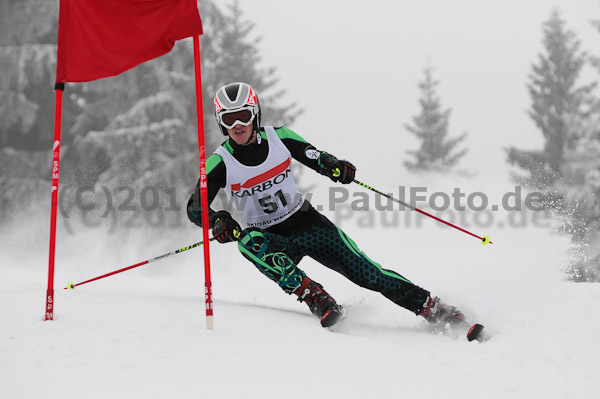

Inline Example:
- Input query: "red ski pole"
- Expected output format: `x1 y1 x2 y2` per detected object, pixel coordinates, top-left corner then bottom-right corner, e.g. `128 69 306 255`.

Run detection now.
353 179 493 245
64 238 217 289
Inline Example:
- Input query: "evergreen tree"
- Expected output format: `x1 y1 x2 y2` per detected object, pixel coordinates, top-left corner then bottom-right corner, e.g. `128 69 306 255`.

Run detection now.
555 113 600 281
0 0 83 152
507 10 600 281
0 0 77 223
404 66 468 173
0 0 58 46
507 9 596 187
556 15 600 281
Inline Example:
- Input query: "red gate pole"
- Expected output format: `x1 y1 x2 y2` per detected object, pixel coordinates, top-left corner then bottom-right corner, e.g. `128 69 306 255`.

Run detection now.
192 36 214 329
45 83 64 321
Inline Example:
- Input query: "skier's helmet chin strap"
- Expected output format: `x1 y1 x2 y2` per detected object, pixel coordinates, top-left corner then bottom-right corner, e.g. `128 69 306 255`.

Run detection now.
243 129 256 146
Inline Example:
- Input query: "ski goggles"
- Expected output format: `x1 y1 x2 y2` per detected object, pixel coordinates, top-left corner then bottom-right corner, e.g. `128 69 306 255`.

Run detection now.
217 108 256 129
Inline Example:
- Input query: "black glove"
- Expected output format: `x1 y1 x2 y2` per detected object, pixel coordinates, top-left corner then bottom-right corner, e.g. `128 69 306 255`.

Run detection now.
320 155 356 184
209 211 242 243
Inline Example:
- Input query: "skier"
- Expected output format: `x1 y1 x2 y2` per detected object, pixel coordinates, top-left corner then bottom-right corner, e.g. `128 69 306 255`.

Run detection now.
187 82 480 338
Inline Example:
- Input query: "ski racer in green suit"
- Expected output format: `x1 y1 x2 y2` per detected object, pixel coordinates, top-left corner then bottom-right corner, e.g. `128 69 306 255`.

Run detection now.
188 82 473 332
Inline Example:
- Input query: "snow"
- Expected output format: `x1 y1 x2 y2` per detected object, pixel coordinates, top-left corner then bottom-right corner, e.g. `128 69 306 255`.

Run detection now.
1 176 600 399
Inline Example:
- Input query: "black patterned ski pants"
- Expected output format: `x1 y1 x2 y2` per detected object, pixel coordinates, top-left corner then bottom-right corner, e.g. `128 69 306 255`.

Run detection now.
237 203 430 314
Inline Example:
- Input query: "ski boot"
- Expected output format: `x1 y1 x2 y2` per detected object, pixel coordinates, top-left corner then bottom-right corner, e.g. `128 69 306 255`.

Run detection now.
420 296 484 341
294 276 344 327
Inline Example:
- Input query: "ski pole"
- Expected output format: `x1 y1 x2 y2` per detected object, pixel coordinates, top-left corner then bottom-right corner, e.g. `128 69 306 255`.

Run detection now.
353 179 493 245
64 237 218 289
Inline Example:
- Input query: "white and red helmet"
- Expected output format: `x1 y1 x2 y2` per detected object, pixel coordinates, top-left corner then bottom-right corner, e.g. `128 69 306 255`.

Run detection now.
214 82 261 136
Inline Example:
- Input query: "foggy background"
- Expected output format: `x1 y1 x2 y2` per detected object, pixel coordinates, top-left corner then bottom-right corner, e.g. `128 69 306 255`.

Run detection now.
1 0 600 280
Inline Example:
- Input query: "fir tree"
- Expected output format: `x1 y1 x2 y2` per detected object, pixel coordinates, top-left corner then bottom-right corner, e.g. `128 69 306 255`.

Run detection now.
555 113 600 281
507 10 600 281
0 0 79 224
0 0 84 152
556 15 600 281
404 66 468 173
507 9 596 187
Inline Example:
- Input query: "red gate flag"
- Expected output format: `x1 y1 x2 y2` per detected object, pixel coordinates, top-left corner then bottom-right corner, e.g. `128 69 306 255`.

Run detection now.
56 0 203 83
48 0 211 323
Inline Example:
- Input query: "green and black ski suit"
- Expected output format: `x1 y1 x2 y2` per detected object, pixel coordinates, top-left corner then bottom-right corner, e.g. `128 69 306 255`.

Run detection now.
187 126 430 315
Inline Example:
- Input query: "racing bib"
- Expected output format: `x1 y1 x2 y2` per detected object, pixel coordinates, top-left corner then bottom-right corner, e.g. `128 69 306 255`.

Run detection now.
215 126 304 228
